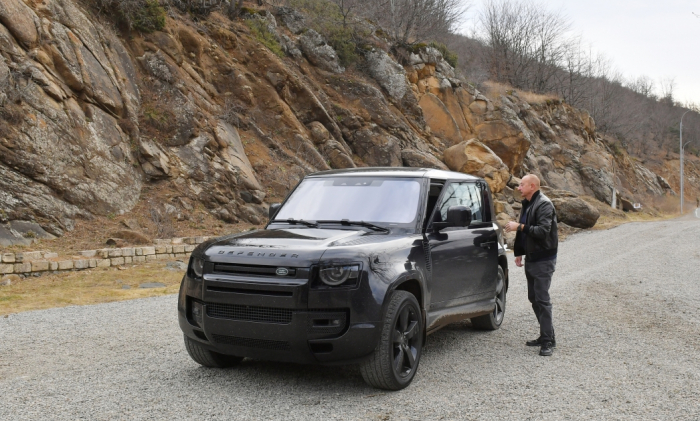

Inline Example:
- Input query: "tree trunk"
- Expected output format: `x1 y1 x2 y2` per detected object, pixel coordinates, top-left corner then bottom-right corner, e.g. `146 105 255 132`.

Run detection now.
228 0 243 18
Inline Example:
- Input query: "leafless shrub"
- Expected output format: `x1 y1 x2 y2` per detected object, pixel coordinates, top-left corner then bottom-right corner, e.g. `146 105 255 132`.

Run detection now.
150 206 176 239
219 96 247 128
360 0 469 45
94 0 166 32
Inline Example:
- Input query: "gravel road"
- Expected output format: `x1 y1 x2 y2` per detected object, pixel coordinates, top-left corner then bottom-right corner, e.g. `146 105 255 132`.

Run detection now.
2 217 699 420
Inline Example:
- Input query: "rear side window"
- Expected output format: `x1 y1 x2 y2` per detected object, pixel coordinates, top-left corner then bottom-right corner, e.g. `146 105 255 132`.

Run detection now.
436 182 484 224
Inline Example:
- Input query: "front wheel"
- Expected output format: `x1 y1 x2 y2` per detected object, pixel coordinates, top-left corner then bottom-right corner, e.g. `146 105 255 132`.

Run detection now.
184 335 243 368
360 290 423 390
471 266 506 330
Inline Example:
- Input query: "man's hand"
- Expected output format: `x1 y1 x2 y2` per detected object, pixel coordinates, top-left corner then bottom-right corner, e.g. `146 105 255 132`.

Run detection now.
505 221 520 233
515 256 523 267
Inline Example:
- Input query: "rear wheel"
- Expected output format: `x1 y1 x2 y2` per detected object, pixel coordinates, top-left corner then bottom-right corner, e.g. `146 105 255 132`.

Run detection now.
184 335 243 368
360 291 423 390
471 266 506 330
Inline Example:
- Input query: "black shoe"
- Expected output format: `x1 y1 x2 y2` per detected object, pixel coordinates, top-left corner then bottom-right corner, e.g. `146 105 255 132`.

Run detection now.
539 342 554 356
526 337 556 347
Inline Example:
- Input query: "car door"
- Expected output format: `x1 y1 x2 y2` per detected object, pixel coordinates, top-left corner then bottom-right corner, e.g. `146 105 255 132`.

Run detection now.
426 181 484 307
467 182 499 295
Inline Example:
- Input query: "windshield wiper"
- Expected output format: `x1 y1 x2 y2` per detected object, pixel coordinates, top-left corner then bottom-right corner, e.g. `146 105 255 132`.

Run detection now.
270 218 318 228
315 220 390 233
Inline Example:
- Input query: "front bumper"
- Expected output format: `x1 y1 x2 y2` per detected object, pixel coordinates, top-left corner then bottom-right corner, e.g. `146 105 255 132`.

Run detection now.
178 270 381 364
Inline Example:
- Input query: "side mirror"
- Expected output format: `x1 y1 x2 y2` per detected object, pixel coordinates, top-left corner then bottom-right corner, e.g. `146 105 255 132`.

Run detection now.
434 206 471 231
269 203 281 219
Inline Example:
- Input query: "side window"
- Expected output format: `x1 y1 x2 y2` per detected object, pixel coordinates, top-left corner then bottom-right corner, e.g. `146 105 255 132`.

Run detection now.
466 183 483 223
436 182 484 224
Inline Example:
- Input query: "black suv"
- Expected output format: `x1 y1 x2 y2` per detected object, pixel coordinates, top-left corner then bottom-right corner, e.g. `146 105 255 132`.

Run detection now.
178 168 508 390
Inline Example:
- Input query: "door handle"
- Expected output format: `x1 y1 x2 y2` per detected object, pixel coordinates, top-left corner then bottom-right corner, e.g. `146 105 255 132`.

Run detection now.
480 241 495 249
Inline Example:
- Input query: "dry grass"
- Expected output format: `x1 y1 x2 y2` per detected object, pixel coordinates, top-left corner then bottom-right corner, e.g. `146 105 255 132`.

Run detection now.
481 81 559 105
0 262 184 315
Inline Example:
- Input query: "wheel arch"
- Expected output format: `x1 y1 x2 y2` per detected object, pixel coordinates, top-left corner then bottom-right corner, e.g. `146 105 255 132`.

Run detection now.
388 275 426 345
498 254 509 291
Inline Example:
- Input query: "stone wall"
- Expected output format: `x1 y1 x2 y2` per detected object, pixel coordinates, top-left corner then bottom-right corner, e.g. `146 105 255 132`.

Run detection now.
0 236 208 276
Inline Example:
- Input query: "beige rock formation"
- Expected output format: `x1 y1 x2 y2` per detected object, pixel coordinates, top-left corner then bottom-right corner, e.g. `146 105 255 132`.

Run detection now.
419 93 463 146
444 139 510 193
474 120 531 174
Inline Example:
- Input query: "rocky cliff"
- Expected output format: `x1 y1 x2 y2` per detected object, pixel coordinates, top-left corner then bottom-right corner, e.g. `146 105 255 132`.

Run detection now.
0 0 686 247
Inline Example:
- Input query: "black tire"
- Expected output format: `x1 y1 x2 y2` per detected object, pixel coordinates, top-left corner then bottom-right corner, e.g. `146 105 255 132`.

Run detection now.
471 266 506 330
184 335 243 368
360 290 423 390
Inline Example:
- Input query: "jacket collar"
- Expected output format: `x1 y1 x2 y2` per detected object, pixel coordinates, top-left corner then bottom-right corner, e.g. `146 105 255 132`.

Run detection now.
521 190 541 207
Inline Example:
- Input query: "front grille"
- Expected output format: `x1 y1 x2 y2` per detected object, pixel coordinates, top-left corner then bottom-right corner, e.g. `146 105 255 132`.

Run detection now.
207 303 293 324
212 334 291 351
212 263 296 277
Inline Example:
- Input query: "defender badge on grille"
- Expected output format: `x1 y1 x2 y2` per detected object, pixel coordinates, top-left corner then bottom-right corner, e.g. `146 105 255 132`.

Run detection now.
276 267 289 276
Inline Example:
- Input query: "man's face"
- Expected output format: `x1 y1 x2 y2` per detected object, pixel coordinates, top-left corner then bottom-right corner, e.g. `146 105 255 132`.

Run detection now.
518 177 536 198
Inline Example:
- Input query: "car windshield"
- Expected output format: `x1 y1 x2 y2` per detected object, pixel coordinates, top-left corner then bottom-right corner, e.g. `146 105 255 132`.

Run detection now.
275 177 422 224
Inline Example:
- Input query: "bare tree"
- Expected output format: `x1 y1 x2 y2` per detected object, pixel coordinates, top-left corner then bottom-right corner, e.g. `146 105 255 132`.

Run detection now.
357 0 468 45
477 0 570 91
659 77 676 106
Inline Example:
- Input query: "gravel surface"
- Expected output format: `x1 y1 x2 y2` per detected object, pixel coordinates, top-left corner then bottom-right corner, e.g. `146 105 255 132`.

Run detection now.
2 217 699 420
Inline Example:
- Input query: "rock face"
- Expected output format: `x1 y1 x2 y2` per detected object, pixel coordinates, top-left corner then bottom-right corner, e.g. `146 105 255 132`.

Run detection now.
401 149 448 170
299 29 344 73
364 49 409 101
0 0 142 233
0 1 687 242
0 221 56 247
443 139 510 193
274 6 306 34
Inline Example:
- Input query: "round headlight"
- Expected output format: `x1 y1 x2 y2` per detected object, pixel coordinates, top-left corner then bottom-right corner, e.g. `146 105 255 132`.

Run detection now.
319 265 359 286
191 257 204 278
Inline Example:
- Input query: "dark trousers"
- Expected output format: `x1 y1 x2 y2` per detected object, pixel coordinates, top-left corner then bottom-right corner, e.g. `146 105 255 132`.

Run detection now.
525 258 556 342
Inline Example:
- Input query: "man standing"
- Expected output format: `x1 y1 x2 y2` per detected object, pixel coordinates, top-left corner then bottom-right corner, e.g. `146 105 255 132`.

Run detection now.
505 175 558 356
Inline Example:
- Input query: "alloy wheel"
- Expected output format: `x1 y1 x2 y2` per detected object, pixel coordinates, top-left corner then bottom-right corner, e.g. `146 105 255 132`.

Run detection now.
392 304 420 378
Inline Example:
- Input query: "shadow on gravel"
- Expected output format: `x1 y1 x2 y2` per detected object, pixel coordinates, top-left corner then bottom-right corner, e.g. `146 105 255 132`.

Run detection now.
177 321 495 392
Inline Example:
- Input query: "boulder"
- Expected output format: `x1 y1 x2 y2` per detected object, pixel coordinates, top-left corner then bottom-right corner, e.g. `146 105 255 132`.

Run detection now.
139 139 172 178
109 230 152 245
401 149 448 170
474 119 531 174
307 121 331 144
291 134 330 170
216 121 263 191
274 6 306 34
299 29 344 73
349 129 401 167
0 0 38 48
443 139 511 193
321 140 355 169
550 196 600 229
541 187 600 228
364 49 408 101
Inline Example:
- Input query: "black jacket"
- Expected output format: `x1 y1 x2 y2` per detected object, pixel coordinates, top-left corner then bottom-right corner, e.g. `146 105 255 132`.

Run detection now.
513 190 558 260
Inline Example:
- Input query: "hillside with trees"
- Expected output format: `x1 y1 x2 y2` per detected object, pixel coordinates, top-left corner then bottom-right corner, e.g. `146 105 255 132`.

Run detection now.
0 0 697 250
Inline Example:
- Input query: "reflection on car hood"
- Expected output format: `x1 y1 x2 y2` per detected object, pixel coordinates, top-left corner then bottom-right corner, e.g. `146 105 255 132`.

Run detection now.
203 228 369 266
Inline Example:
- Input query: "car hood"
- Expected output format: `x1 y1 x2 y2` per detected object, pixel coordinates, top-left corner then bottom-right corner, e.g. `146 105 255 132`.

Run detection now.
203 228 369 266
